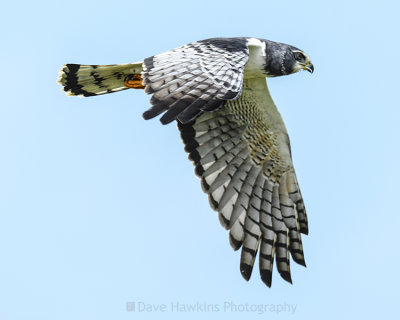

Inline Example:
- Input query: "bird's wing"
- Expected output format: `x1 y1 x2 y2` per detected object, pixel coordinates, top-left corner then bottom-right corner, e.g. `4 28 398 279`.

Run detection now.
178 77 308 287
141 38 249 124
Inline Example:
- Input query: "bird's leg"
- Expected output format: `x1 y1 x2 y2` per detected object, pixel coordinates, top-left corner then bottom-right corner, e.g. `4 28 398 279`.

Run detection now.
124 74 145 89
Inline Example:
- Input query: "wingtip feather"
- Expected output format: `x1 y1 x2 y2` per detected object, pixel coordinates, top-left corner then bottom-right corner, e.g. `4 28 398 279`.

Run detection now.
240 263 253 281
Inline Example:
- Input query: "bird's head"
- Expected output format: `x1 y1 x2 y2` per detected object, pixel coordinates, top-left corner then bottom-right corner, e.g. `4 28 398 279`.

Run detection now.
290 49 314 74
263 40 314 77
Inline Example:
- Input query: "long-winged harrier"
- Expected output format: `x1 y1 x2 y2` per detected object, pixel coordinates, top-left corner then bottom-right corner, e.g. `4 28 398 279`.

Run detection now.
58 37 314 287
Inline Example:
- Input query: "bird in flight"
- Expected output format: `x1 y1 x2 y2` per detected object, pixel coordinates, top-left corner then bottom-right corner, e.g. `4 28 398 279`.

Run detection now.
58 37 313 287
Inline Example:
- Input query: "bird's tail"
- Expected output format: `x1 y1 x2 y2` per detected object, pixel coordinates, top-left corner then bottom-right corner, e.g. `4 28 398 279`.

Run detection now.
57 62 144 97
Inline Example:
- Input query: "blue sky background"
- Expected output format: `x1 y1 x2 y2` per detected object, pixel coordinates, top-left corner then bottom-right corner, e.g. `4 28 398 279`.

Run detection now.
1 0 399 319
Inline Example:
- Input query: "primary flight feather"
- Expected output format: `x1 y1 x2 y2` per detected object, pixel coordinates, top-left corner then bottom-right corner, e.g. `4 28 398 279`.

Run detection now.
58 37 314 287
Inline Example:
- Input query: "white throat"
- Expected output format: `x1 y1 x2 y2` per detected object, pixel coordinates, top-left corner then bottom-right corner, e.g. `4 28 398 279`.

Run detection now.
244 38 267 79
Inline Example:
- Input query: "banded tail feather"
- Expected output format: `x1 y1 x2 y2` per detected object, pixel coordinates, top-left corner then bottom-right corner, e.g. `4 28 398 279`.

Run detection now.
57 62 144 97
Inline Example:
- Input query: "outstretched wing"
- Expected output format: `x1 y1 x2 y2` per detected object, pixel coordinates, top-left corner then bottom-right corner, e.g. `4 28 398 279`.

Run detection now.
141 38 249 124
178 78 308 287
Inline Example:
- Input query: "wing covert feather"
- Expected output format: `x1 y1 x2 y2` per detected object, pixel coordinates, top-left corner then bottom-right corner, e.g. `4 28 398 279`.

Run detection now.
142 38 249 124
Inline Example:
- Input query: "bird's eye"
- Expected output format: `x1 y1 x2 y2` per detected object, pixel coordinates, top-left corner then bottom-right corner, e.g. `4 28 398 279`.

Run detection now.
294 52 306 62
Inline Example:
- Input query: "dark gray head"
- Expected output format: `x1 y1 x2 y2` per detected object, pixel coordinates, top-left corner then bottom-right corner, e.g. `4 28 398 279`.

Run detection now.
263 40 314 77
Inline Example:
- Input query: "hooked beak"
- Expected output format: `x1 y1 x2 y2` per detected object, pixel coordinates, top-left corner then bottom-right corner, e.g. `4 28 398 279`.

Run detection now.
304 63 314 74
